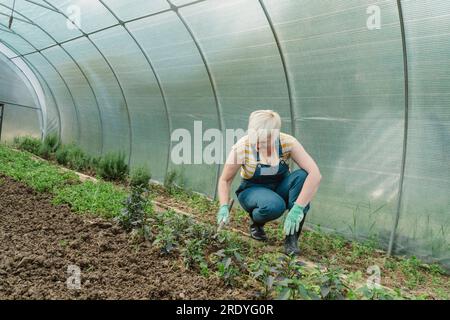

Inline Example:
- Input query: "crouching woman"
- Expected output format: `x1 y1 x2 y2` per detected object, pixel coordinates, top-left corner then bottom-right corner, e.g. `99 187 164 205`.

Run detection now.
216 110 322 255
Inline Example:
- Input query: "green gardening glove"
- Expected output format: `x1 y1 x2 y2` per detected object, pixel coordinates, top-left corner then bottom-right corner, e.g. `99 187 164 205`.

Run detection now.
217 204 230 225
283 204 305 236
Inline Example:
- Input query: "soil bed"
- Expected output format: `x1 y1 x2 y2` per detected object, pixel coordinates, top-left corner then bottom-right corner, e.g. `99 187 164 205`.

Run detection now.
0 175 250 300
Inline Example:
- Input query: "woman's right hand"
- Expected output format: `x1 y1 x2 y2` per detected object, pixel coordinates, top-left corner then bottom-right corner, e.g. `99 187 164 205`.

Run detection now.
216 204 230 225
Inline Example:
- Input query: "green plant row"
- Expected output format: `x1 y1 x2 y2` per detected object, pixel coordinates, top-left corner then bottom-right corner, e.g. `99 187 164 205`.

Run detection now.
12 135 140 182
0 143 140 218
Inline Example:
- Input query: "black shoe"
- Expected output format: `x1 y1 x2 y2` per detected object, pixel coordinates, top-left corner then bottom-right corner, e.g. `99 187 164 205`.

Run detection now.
250 223 268 241
284 215 307 256
284 226 303 256
284 233 301 256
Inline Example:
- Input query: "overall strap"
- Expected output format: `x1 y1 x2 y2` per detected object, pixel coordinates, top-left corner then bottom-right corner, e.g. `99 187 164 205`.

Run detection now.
277 135 283 158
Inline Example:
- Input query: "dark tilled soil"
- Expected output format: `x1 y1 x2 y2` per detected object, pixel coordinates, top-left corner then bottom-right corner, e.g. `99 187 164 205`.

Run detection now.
0 175 251 300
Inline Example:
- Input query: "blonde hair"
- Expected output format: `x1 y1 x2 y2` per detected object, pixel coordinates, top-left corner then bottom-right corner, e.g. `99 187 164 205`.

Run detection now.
248 110 281 145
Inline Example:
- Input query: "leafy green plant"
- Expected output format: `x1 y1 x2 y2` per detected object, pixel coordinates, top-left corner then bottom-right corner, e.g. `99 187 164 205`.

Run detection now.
315 266 347 300
169 212 192 237
181 238 208 275
13 136 42 154
116 183 152 240
400 256 426 289
55 144 91 171
188 221 215 241
53 180 127 218
96 151 128 181
130 166 151 188
274 255 320 300
276 276 319 300
357 285 398 300
348 242 375 262
213 246 245 287
0 144 78 192
38 133 59 158
153 224 177 254
250 259 278 299
164 169 178 192
216 256 241 287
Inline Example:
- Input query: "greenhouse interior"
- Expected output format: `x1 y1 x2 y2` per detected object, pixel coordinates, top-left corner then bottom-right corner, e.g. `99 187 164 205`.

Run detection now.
0 0 449 301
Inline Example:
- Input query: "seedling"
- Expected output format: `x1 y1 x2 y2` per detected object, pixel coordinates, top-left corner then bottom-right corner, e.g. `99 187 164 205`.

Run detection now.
250 259 279 299
181 238 207 272
130 166 151 188
97 151 128 181
400 256 426 289
216 256 241 287
164 169 179 193
314 266 347 300
38 133 60 159
13 136 42 154
213 244 246 287
115 182 152 241
357 284 399 300
153 224 177 254
276 276 319 300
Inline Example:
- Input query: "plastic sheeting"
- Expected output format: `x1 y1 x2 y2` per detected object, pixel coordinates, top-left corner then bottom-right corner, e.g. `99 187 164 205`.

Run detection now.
0 55 41 140
0 0 448 268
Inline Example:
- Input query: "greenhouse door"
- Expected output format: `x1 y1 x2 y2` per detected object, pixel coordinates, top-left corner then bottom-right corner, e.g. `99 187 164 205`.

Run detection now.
0 104 4 142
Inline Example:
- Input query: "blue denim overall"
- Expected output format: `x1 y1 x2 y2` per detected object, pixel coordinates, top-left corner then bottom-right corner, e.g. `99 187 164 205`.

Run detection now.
235 136 311 225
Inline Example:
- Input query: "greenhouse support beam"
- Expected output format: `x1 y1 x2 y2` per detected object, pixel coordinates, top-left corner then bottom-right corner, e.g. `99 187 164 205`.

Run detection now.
168 0 225 200
258 0 296 137
98 0 173 179
0 100 39 110
42 0 131 164
0 103 4 142
388 0 410 257
13 54 63 141
9 0 209 60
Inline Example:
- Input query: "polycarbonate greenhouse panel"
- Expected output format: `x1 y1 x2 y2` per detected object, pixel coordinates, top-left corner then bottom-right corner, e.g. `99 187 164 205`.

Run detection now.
263 0 406 246
90 26 171 181
396 0 450 267
13 56 61 137
1 105 41 141
0 54 36 108
0 30 35 55
62 37 131 159
102 0 170 21
13 0 83 43
43 45 103 155
25 52 79 144
1 18 54 50
180 0 293 133
47 0 118 34
128 11 220 196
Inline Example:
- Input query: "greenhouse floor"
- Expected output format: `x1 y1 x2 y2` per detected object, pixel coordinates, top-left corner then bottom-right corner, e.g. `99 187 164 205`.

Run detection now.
0 175 248 300
0 143 448 300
